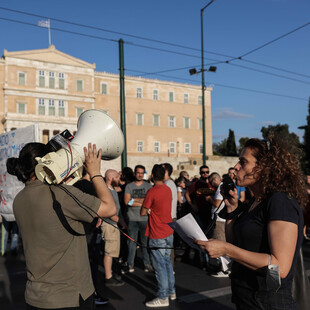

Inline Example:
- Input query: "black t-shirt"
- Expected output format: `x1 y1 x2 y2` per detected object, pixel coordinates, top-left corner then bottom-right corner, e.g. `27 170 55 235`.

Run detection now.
231 192 303 294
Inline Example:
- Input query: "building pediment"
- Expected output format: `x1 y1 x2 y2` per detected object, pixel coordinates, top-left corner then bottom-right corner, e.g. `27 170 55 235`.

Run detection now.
3 45 96 69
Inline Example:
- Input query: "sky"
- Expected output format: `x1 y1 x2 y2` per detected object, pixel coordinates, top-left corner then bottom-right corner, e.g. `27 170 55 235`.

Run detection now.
1 0 309 144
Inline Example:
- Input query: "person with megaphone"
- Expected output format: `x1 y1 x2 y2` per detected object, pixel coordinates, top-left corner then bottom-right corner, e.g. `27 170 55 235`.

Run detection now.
6 142 117 310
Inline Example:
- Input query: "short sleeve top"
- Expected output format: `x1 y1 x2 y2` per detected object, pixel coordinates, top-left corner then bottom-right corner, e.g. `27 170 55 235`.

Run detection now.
231 192 303 292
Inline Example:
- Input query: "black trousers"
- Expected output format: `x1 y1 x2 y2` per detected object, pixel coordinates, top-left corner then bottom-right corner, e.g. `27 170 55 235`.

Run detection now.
26 294 95 310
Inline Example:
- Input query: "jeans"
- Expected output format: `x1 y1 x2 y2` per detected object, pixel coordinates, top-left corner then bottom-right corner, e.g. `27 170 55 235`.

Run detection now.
1 218 19 255
127 220 150 267
149 235 175 299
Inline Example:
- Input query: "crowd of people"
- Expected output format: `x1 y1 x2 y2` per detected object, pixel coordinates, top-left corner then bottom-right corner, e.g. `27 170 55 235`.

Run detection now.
1 136 310 309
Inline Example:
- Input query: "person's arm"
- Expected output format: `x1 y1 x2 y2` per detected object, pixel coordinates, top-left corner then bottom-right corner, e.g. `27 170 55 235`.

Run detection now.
196 220 298 278
239 190 245 202
140 206 148 216
124 192 143 207
177 190 183 205
84 143 116 218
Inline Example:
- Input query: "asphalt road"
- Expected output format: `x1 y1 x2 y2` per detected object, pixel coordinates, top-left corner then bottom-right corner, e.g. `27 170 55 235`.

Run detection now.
1 241 310 310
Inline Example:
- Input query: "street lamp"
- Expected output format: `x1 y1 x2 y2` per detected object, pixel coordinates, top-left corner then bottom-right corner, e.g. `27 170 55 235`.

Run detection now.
189 0 216 166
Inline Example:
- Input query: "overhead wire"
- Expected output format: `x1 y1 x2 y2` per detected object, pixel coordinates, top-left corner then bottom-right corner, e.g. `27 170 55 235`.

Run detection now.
0 9 309 99
0 5 309 80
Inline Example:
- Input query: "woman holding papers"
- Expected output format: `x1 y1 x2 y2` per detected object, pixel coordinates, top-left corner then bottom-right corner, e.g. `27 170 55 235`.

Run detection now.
196 137 307 310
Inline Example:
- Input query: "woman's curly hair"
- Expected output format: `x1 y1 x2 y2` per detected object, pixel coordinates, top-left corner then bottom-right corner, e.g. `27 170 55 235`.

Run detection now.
244 135 308 210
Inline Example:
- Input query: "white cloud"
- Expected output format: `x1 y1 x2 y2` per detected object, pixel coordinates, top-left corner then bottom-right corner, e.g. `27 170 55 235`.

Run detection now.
213 108 254 120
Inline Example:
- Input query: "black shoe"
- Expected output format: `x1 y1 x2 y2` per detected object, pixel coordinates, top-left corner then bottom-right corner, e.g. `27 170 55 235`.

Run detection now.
105 277 125 287
94 296 109 305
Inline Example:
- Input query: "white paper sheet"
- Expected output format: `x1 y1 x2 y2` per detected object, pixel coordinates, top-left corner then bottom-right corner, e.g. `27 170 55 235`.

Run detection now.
169 213 231 271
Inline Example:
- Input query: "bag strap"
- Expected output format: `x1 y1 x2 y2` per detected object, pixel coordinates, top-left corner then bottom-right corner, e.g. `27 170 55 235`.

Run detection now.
49 186 85 236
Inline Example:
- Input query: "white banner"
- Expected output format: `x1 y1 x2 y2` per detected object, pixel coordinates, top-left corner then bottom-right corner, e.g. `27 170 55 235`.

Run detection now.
0 124 39 221
38 19 50 28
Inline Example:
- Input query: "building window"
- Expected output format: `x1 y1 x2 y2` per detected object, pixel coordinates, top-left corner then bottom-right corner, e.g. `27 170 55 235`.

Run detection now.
136 113 144 125
153 114 160 127
49 72 55 88
184 93 189 104
153 89 159 100
185 143 191 154
137 87 143 98
169 91 174 102
169 142 176 153
59 100 65 116
169 116 176 128
39 98 45 115
198 118 203 129
76 107 83 117
59 73 65 89
101 83 107 94
198 95 202 105
17 103 26 114
18 72 26 85
199 143 203 154
77 80 83 92
154 141 160 153
137 141 144 152
49 99 55 116
39 70 45 87
184 117 190 129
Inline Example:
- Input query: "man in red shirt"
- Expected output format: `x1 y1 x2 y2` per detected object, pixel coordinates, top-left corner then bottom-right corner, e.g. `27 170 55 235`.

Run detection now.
141 164 176 308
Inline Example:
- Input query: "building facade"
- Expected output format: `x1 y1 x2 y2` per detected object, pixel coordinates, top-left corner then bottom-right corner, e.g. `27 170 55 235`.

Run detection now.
0 45 216 175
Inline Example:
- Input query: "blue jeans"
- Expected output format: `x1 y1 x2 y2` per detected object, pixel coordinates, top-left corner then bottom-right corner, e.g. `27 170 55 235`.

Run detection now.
149 235 175 299
1 218 19 255
127 220 150 267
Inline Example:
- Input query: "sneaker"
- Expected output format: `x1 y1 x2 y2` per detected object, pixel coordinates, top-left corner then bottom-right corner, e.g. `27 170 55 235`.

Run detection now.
145 297 169 308
144 264 154 272
169 293 176 300
94 296 109 305
105 277 125 287
210 271 229 278
129 265 135 273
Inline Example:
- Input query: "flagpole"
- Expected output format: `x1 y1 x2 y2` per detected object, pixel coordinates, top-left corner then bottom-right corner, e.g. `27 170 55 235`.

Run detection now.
48 19 51 46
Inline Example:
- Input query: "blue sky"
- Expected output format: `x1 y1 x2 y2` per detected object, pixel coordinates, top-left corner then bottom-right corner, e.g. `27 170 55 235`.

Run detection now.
1 0 309 144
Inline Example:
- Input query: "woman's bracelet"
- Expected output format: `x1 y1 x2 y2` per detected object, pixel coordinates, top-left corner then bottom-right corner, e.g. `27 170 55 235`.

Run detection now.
90 174 103 182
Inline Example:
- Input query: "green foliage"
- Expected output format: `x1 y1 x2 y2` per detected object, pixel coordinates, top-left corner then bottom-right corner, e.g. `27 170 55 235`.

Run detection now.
261 123 300 146
213 129 237 156
226 129 237 156
238 137 249 153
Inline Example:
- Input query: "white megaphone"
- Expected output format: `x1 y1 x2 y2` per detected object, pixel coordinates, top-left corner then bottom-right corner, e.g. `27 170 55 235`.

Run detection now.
35 109 124 185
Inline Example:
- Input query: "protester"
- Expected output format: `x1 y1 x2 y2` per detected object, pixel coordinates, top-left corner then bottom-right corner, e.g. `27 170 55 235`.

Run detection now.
185 165 214 234
102 169 126 286
124 165 152 273
6 142 116 309
141 164 176 308
196 137 307 309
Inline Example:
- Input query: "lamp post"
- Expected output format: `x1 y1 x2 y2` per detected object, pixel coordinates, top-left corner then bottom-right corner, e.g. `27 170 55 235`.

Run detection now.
190 0 216 165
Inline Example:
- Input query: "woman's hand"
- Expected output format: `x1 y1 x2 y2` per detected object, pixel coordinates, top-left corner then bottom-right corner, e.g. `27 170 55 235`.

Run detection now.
221 187 239 213
84 143 102 178
195 239 229 258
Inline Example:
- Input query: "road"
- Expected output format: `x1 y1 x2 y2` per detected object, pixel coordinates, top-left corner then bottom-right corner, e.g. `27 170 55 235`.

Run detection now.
1 241 310 310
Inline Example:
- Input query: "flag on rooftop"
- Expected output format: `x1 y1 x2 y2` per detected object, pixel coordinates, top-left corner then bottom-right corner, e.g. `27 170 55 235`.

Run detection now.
38 20 50 28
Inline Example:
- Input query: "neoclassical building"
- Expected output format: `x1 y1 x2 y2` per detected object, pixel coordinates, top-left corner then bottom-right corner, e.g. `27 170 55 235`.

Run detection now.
0 45 214 174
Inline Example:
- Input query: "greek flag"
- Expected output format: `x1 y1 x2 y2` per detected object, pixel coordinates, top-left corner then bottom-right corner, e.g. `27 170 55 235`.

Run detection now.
38 20 50 28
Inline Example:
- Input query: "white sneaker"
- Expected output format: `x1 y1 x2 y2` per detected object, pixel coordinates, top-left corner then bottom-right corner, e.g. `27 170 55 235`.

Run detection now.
169 293 176 300
129 265 135 273
211 271 229 278
145 297 169 307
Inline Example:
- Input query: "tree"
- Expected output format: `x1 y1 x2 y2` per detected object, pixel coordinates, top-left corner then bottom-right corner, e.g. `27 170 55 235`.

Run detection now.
261 123 300 146
213 129 237 156
226 129 237 156
298 97 310 174
238 137 250 153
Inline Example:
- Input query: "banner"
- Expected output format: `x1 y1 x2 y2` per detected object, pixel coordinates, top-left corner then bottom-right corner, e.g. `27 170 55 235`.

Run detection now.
0 124 39 221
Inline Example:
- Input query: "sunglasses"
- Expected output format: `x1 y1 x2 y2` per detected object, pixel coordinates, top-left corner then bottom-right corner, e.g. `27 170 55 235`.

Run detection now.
201 171 209 174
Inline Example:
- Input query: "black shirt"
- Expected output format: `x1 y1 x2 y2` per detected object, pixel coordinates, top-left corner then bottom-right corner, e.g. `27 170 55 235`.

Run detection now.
231 192 303 303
